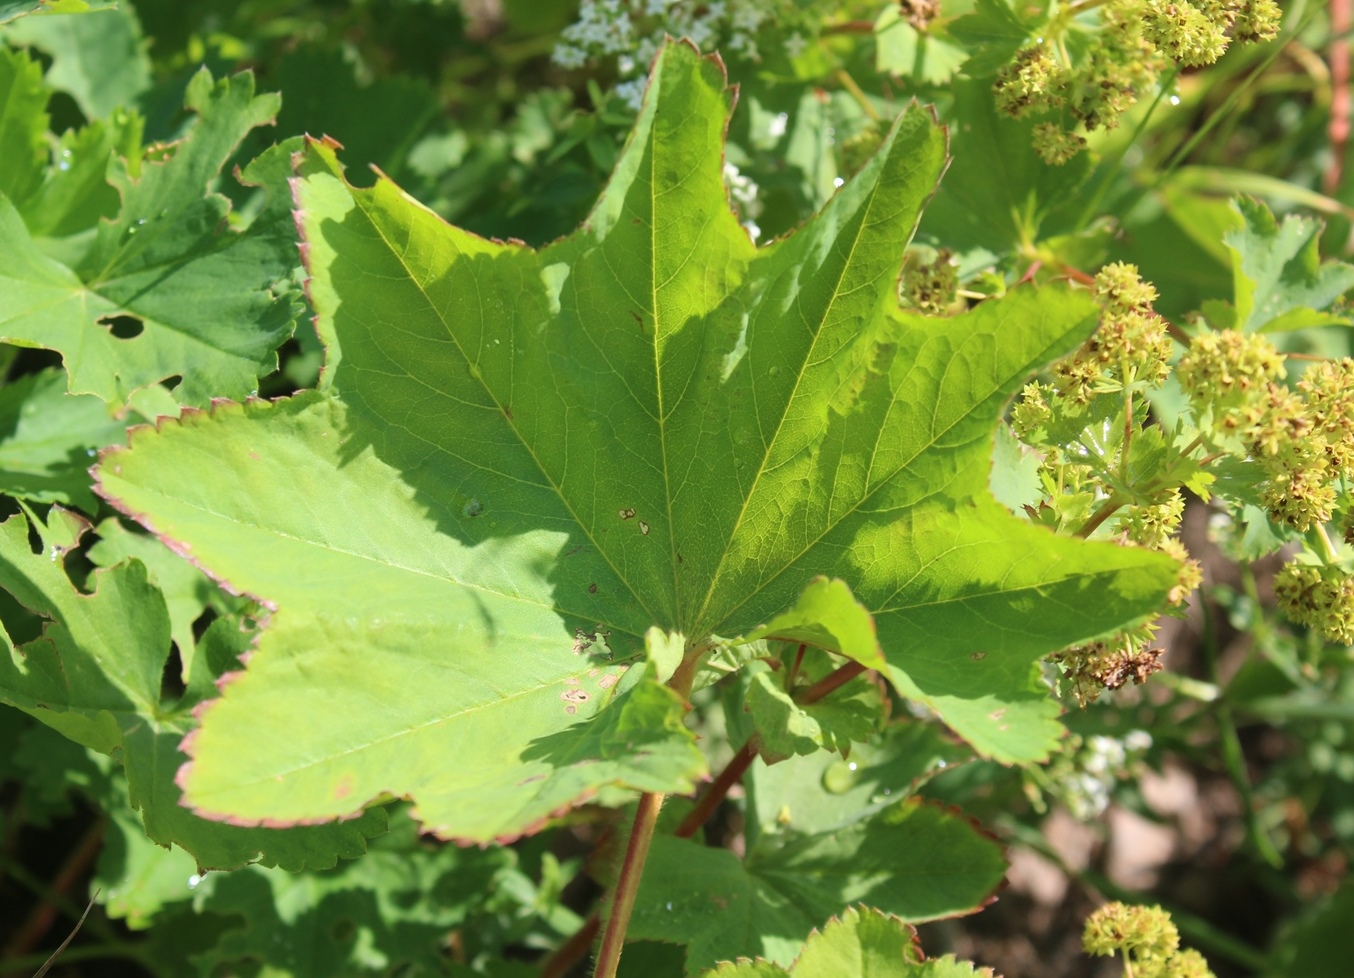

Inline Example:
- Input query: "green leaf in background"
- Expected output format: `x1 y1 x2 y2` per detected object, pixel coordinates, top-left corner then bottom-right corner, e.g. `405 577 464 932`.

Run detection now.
0 367 129 510
946 0 1036 78
1219 196 1354 333
97 41 1174 846
0 0 114 27
745 719 970 843
746 650 884 763
919 77 1091 256
0 46 47 203
704 905 998 977
874 7 968 86
3 4 151 119
262 45 440 181
629 801 1006 974
0 67 300 406
0 510 388 870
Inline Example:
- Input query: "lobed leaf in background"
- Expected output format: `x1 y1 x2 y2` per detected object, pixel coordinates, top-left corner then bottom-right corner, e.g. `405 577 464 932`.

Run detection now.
0 56 301 407
629 801 1004 973
96 41 1175 856
3 4 152 120
0 509 388 871
1200 196 1354 333
702 905 997 978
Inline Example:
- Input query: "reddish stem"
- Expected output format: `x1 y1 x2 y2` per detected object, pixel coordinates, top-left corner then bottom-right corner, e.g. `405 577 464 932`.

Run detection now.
674 738 759 840
591 792 664 978
5 818 105 957
1327 0 1351 195
796 660 867 705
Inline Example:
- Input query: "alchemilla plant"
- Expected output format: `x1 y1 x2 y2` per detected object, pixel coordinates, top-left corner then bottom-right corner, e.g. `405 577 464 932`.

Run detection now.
1 0 1353 976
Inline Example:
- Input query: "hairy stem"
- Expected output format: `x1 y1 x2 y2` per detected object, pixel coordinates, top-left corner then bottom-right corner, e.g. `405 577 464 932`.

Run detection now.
544 733 762 978
675 738 759 840
591 792 664 978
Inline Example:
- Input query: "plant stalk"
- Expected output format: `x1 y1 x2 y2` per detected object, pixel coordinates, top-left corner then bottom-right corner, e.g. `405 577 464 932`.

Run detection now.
796 660 867 704
591 792 664 978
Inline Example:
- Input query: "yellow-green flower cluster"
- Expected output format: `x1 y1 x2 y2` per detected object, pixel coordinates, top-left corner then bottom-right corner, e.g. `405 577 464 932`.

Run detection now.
993 0 1280 162
1053 262 1172 402
1275 563 1354 645
1084 902 1216 978
1180 337 1354 532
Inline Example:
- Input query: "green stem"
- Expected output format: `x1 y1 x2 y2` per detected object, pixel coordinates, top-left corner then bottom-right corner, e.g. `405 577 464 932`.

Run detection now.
1073 68 1180 231
1200 601 1285 868
835 70 881 122
0 942 144 975
1158 38 1291 183
1000 818 1269 970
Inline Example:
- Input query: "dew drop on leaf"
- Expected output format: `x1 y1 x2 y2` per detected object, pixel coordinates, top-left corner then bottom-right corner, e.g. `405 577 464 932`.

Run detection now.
822 758 860 793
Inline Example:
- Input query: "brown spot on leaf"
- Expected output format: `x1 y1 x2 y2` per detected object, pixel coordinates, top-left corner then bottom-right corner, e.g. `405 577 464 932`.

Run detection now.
599 673 619 690
639 520 650 535
588 583 598 593
970 651 987 661
619 508 636 520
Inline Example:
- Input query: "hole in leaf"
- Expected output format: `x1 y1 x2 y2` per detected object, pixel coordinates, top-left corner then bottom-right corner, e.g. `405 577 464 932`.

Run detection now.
161 643 186 702
97 314 145 339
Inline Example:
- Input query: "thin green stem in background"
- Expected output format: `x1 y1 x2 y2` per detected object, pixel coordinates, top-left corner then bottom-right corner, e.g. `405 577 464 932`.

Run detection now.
1199 601 1285 869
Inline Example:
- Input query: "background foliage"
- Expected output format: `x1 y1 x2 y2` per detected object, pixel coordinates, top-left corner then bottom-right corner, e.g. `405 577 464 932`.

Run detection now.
0 1 1353 976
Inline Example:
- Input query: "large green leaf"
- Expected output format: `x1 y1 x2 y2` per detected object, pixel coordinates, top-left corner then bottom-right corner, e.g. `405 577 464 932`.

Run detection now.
97 42 1174 843
628 801 1006 974
0 67 300 406
0 510 387 870
704 905 997 977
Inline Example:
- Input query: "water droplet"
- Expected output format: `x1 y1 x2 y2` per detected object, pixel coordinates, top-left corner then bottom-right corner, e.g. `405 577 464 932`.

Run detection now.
822 759 860 793
833 177 845 188
86 449 96 457
463 498 483 517
187 874 202 889
1169 95 1181 106
768 365 780 376
936 759 947 769
665 902 673 911
847 761 858 771
57 160 70 171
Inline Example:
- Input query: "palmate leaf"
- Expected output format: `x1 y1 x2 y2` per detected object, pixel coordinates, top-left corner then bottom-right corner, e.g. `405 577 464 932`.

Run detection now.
0 66 300 407
703 905 996 977
96 42 1174 843
0 510 387 871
